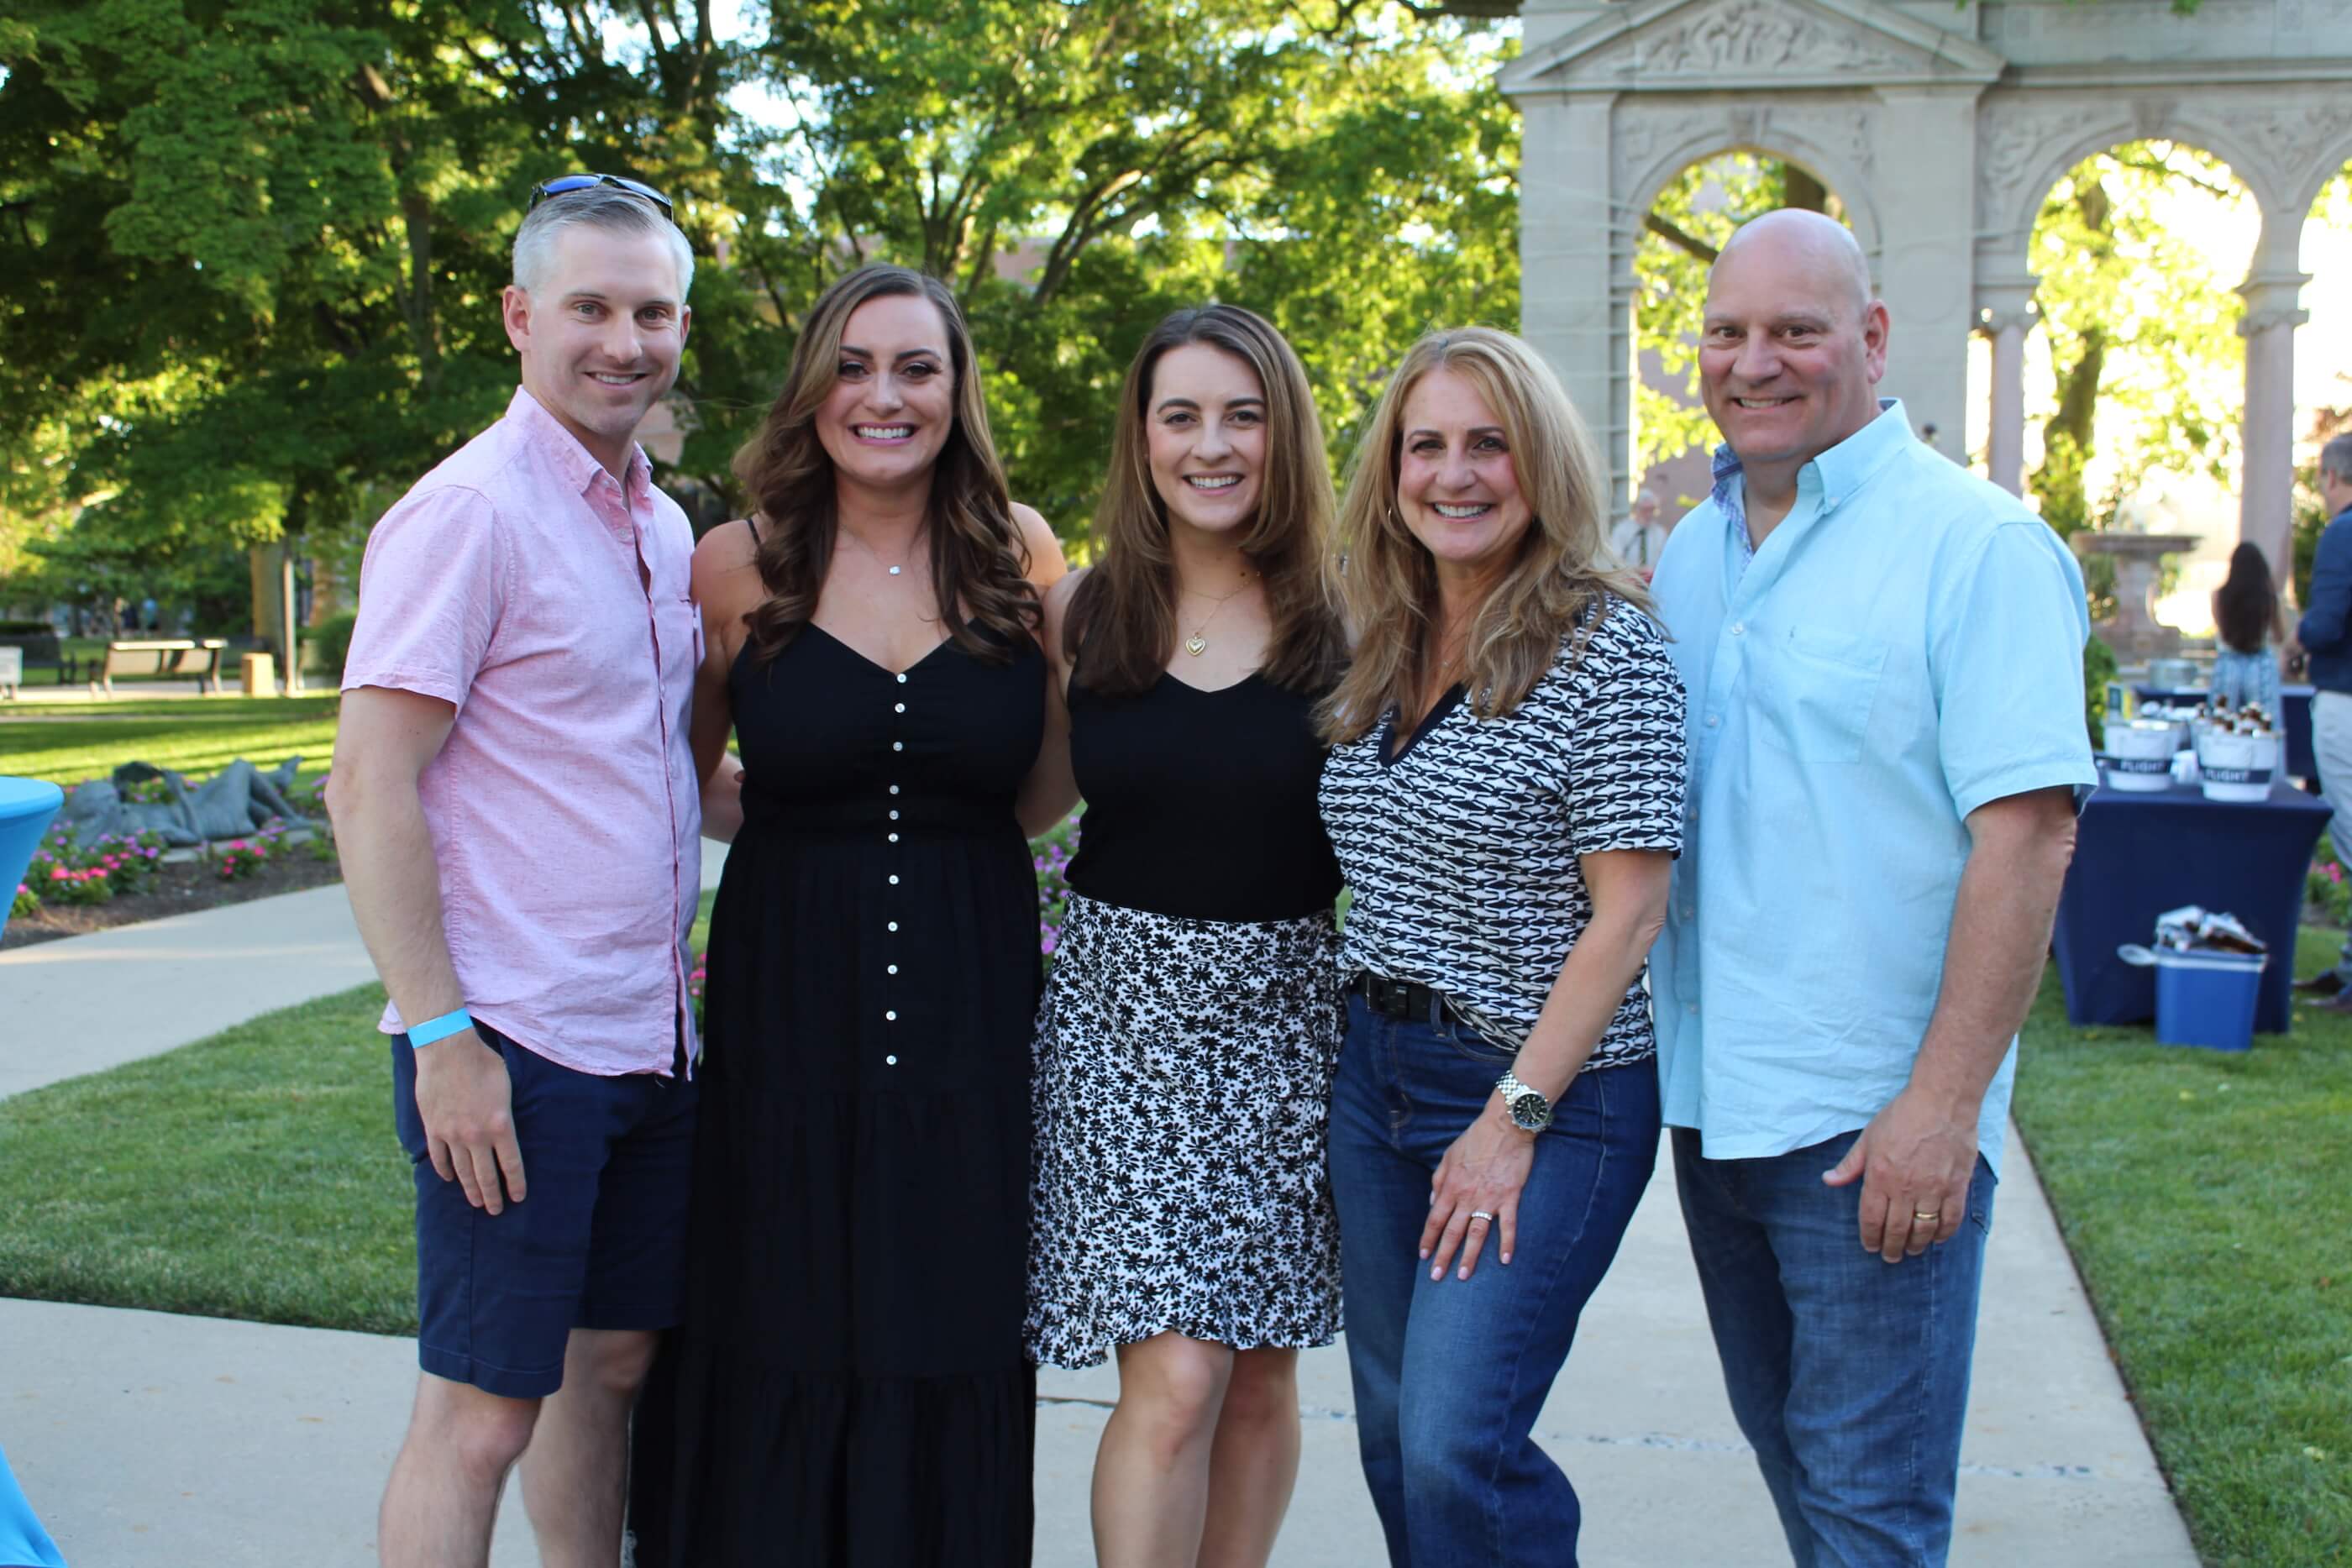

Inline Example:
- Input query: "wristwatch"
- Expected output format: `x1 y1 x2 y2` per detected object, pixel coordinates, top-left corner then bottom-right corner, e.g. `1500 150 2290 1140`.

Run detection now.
1494 1070 1553 1133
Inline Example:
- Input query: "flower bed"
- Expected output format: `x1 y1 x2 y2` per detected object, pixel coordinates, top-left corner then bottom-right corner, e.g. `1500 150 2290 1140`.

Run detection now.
4 772 339 947
2308 834 2351 926
1032 810 1079 963
19 825 168 910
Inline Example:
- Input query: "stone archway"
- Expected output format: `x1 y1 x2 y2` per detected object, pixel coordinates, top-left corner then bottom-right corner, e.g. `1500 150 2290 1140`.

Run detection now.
1504 0 2352 560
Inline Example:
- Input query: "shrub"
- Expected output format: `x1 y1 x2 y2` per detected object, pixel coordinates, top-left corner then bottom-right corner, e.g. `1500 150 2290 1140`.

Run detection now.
1032 811 1080 965
2084 634 2119 742
36 861 113 906
216 841 270 881
310 611 360 685
2313 834 2352 926
10 882 39 920
24 824 165 905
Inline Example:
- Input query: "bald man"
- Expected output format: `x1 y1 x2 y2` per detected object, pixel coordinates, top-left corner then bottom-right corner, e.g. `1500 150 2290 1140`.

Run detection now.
1646 210 2095 1565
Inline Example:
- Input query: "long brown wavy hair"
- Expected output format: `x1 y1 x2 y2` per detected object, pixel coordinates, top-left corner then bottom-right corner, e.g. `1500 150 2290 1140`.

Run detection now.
2212 541 2283 655
734 265 1039 664
1066 305 1347 696
1318 327 1651 745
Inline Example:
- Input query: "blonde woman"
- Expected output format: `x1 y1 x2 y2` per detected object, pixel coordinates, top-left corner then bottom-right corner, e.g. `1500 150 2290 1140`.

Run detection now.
1315 328 1686 1565
1021 305 1350 1566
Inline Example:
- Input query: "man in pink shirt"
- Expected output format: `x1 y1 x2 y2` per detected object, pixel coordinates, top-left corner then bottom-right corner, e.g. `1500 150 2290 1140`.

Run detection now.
329 175 711 1568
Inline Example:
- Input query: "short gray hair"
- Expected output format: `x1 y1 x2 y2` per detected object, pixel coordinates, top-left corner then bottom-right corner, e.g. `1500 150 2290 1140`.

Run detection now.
512 185 694 301
2323 432 2352 485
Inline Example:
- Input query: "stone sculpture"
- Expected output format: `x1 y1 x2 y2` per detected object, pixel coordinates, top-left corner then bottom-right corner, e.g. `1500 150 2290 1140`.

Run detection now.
59 758 312 847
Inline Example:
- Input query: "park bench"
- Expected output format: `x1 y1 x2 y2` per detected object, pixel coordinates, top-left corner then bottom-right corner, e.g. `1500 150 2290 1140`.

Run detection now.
0 632 76 693
92 638 229 695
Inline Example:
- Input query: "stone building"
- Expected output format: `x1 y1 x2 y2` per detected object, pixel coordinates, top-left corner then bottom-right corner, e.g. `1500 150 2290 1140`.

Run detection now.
1504 0 2352 581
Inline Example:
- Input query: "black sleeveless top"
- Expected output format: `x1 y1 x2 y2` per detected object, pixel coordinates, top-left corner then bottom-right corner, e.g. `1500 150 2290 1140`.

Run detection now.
1064 662 1343 923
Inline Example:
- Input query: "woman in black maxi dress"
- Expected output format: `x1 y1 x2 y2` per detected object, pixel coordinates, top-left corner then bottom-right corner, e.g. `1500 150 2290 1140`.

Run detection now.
630 264 1062 1566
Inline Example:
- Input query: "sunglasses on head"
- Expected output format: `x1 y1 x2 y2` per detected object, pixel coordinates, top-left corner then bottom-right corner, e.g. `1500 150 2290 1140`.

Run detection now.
528 172 676 223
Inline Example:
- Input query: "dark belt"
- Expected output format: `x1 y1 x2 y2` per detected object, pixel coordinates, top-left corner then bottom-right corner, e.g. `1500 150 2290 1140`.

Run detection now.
1351 972 1467 1029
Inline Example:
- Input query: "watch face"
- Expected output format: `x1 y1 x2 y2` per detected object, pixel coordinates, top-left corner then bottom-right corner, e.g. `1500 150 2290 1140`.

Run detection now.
1509 1089 1551 1131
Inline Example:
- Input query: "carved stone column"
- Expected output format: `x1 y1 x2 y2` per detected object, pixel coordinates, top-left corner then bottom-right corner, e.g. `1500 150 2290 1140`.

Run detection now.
1976 272 2040 497
1986 314 2033 497
1514 90 1625 508
2238 269 2311 582
1872 87 1983 465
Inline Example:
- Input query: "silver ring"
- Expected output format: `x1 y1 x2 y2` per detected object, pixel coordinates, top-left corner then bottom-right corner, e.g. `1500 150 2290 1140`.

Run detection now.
1469 1210 1494 1223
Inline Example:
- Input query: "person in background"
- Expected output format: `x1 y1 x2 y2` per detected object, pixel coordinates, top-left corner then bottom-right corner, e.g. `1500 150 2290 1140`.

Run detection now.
1317 326 1685 1565
2290 432 2352 1004
2209 542 2285 717
1021 303 1351 1568
1647 209 2092 1567
1606 488 1670 581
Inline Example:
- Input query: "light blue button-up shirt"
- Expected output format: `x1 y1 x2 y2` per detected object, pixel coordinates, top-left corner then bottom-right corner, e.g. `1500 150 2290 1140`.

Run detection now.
1647 400 2096 1177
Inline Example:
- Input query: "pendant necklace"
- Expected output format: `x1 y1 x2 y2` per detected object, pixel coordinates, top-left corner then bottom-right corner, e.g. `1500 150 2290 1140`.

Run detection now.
1180 571 1254 657
843 524 922 579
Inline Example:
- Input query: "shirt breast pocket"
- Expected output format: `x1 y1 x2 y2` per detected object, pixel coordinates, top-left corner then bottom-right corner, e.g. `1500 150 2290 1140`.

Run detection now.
1751 627 1887 764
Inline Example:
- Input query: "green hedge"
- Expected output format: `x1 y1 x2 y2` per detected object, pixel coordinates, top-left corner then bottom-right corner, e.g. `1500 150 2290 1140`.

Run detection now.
309 611 360 684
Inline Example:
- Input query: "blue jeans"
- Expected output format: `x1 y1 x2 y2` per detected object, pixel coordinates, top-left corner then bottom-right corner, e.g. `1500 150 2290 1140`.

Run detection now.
1328 995 1661 1567
1672 1127 1997 1567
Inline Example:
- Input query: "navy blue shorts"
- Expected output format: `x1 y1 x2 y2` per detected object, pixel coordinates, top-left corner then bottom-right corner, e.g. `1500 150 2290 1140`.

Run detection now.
391 1020 696 1399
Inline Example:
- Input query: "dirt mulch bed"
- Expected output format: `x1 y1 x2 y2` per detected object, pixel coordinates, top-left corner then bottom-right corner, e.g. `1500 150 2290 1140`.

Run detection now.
4 851 344 949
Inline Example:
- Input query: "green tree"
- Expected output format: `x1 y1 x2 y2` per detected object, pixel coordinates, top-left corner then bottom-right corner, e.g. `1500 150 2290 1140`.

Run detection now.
0 0 767 595
2028 142 2247 540
3 0 1519 578
716 0 1519 532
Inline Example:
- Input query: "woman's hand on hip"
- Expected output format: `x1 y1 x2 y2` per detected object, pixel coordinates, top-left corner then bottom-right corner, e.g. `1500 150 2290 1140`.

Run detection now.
1420 1097 1536 1282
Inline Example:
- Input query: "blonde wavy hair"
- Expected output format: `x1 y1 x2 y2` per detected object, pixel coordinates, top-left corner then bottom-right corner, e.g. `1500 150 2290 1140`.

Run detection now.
1318 326 1651 745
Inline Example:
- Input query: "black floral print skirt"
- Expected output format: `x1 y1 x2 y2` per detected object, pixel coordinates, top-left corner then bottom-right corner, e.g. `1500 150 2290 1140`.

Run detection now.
1025 891 1347 1369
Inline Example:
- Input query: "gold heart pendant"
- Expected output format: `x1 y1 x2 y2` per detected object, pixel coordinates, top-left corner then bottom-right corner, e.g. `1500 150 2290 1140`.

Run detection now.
1184 636 1207 656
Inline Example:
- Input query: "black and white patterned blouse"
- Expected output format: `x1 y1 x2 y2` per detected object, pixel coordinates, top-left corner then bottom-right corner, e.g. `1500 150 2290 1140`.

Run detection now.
1319 596 1687 1069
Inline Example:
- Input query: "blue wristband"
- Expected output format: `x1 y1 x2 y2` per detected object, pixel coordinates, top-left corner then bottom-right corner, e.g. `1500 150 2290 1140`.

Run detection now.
407 1007 475 1048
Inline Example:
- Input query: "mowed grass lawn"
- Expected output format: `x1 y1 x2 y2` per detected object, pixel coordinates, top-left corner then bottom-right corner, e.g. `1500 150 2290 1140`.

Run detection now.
0 892 717 1335
0 897 2342 1558
0 694 341 787
2013 925 2352 1565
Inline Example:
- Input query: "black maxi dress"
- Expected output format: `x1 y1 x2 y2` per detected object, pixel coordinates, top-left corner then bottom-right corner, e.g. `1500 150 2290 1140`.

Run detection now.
633 617 1045 1567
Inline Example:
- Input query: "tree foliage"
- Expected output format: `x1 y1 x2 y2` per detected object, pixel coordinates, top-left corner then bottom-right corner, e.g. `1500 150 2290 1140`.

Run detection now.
1 0 1518 603
2028 141 2248 538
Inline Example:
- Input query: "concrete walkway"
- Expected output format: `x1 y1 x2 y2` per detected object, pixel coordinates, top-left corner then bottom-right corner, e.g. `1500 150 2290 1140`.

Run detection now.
0 868 2197 1566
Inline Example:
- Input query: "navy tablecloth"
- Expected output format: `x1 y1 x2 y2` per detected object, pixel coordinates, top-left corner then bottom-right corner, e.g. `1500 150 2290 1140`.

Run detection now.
2135 684 2315 781
2053 778 2330 1034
